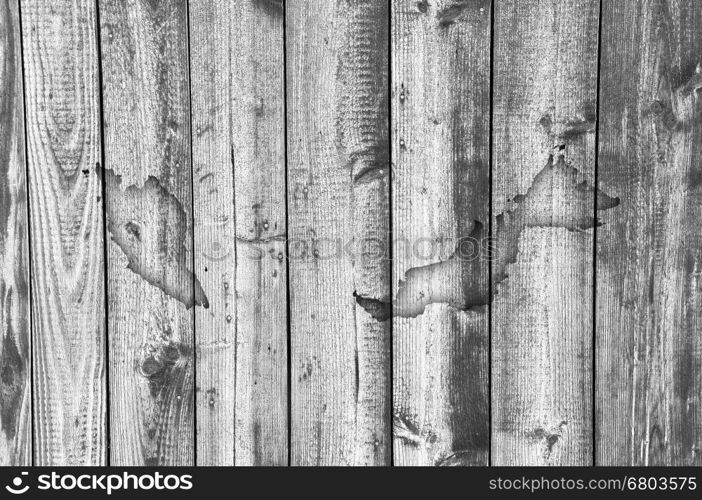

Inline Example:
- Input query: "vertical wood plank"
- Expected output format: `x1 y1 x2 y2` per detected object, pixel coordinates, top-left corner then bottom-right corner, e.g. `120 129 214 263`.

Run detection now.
0 0 30 466
287 0 391 465
230 0 288 466
189 0 288 465
21 0 106 464
99 0 195 465
188 0 235 467
597 0 702 465
491 0 602 465
391 0 490 466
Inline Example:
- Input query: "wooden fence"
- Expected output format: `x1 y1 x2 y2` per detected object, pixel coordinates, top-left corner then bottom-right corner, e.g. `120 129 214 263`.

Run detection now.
0 0 700 466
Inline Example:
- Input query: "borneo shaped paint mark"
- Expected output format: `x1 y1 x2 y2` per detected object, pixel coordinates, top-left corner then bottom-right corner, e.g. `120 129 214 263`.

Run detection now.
99 165 209 309
355 154 620 320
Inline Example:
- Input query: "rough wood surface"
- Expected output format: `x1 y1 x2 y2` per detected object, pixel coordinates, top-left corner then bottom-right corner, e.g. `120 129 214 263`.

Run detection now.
7 0 702 467
230 0 287 466
596 0 702 466
0 0 30 466
287 0 391 465
21 0 106 465
99 0 195 466
188 0 235 466
491 0 601 465
390 0 490 466
189 0 288 465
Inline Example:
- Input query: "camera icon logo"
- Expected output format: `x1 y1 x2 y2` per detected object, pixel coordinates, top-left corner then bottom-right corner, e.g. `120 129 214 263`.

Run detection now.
5 472 29 495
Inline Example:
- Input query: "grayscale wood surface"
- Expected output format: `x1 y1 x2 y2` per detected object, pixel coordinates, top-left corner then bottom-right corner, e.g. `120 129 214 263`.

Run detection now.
188 0 236 466
391 0 490 466
230 0 288 466
2 0 702 468
189 0 288 465
287 0 391 465
99 0 195 466
596 0 702 466
0 0 30 466
21 0 106 465
491 0 600 465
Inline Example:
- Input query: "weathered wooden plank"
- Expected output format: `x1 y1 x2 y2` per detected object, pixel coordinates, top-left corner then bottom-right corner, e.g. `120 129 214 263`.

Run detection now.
597 0 702 465
491 0 606 465
230 0 288 466
99 0 195 465
189 0 288 465
20 0 106 465
188 0 235 467
0 0 30 466
390 0 490 466
287 0 391 465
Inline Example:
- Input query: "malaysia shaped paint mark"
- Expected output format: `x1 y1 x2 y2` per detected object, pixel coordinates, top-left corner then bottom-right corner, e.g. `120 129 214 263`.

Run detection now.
355 153 621 320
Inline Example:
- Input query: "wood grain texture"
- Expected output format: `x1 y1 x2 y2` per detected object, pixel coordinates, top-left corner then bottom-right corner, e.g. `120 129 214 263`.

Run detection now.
391 0 490 466
21 0 106 465
99 0 195 465
189 0 288 465
230 0 287 466
597 0 702 465
287 0 391 465
491 0 599 465
0 0 30 466
188 0 235 466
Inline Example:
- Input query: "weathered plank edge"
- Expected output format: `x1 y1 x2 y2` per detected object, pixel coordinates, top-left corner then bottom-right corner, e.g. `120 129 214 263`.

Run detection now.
21 0 107 465
94 0 111 466
1 0 32 466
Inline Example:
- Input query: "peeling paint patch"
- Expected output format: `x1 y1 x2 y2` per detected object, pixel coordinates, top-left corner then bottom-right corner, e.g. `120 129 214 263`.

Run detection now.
99 164 209 308
355 154 620 320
